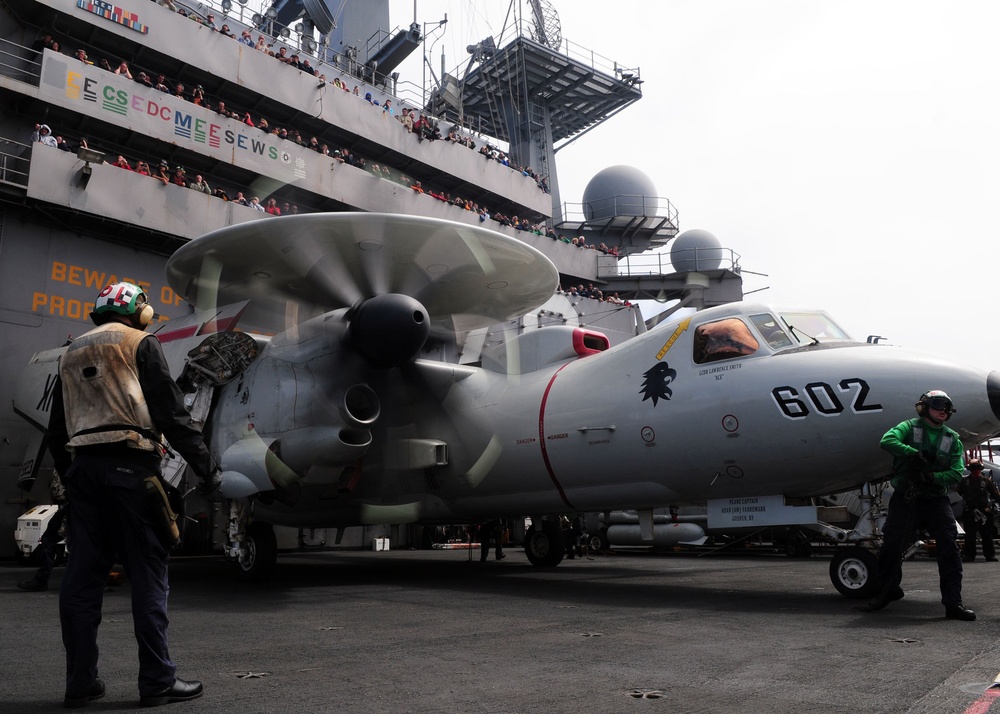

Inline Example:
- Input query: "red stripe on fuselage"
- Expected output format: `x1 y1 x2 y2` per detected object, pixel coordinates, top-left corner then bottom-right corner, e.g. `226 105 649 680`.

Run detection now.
155 325 198 343
538 363 576 511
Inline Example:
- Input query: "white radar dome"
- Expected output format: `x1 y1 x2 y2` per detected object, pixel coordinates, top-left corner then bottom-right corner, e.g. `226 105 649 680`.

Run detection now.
582 165 658 220
670 229 724 273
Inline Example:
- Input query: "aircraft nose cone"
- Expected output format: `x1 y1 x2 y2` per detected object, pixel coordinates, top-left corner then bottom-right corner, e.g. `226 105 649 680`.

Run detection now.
988 371 1000 423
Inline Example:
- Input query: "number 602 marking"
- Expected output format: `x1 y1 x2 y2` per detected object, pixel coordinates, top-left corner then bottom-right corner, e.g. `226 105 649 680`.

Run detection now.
771 378 882 419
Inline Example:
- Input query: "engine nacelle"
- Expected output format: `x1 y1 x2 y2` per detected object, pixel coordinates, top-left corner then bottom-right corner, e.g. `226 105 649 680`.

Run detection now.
219 434 297 499
220 384 380 497
274 426 372 474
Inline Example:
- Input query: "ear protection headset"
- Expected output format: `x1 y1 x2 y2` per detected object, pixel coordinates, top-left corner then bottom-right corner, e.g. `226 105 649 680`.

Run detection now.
92 282 154 327
915 389 956 421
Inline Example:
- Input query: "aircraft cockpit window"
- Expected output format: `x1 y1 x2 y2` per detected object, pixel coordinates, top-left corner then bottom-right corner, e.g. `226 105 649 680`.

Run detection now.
693 318 760 364
749 313 794 349
779 311 850 345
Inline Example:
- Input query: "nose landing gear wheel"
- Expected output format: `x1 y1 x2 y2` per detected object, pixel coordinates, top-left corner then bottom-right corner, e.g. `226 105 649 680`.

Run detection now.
525 522 566 567
830 546 879 599
235 521 277 582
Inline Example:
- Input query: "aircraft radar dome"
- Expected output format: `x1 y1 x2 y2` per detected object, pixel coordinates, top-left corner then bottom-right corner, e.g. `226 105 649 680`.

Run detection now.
670 229 724 273
582 165 658 220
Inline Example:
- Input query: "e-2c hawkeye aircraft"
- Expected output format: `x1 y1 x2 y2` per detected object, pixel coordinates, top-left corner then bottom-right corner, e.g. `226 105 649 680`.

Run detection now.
14 214 1000 594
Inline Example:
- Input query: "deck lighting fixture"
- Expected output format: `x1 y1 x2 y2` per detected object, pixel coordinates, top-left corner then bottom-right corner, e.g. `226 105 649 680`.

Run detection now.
75 147 105 190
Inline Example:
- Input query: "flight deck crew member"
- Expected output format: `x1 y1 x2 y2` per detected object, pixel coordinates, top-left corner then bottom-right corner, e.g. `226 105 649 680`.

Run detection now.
48 282 222 708
957 459 1000 562
861 390 975 620
479 519 505 561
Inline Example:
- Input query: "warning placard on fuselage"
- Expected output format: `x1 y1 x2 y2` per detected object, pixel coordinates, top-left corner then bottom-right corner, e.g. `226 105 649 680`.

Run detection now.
707 495 818 529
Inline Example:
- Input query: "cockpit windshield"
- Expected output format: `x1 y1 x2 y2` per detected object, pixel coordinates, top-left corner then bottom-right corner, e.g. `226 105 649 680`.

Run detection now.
693 318 760 364
748 313 793 349
778 311 851 346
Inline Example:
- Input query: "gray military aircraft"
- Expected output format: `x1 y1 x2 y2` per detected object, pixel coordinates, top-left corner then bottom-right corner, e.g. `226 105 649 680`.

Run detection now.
14 214 1000 593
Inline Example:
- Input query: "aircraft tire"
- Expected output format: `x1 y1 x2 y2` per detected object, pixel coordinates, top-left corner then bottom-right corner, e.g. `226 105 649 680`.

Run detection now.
524 524 566 567
829 546 879 599
236 521 277 582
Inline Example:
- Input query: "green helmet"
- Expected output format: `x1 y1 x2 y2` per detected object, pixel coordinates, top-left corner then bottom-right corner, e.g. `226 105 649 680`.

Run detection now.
91 282 153 326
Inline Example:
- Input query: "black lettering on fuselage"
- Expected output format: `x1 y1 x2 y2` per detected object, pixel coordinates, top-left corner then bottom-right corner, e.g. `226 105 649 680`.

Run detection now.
772 378 882 419
35 373 57 413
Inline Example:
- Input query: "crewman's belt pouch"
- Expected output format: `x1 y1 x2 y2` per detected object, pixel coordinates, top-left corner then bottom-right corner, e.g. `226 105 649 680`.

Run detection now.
144 476 180 547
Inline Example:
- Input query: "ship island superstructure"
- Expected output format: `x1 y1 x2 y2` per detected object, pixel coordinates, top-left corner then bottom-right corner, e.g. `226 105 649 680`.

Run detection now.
0 0 743 555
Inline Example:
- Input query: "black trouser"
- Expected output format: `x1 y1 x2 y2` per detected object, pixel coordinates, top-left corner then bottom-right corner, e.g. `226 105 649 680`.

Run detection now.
876 489 963 606
962 509 996 560
32 504 66 584
480 520 503 561
60 452 175 696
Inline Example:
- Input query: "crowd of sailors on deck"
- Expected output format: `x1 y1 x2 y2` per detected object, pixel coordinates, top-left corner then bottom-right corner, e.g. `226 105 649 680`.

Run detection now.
97 3 552 194
33 114 622 260
559 284 632 306
28 21 632 261
29 27 554 220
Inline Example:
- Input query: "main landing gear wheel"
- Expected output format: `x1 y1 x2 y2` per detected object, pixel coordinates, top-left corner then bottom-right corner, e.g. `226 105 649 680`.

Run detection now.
525 522 566 567
236 521 277 582
830 546 879 599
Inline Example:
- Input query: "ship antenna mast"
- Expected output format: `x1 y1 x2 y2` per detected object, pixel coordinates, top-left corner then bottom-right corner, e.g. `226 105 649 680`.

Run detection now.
526 0 562 50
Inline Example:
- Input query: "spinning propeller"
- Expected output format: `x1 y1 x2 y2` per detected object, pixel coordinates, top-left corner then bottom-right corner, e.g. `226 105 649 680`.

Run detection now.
164 214 560 503
166 213 559 366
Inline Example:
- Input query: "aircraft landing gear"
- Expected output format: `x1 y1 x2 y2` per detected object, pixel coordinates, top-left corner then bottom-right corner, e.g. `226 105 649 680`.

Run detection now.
829 546 879 599
225 500 277 582
525 520 566 567
587 532 605 552
236 521 277 582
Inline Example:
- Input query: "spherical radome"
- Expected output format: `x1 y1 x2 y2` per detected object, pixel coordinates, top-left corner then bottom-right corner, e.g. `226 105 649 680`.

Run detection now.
582 165 658 220
670 229 724 273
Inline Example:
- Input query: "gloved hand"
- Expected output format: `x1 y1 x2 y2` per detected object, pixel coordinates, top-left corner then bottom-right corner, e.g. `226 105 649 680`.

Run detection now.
907 452 934 486
199 468 223 496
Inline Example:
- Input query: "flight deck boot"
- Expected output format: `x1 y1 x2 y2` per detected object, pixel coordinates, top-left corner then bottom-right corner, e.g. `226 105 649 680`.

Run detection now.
857 584 905 612
945 604 976 621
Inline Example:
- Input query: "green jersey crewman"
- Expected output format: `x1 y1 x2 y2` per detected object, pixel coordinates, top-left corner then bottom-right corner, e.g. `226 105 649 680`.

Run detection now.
861 389 975 620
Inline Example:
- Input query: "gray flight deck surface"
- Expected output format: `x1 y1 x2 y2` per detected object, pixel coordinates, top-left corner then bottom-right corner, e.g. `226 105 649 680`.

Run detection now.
3 548 999 713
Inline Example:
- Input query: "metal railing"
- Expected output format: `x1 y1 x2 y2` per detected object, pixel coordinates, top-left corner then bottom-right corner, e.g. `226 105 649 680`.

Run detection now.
182 1 639 86
598 248 742 279
0 36 41 85
561 194 678 226
0 136 31 189
163 2 515 151
488 9 638 82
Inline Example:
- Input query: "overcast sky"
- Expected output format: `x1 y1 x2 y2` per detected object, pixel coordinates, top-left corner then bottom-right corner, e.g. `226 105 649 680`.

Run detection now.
390 1 999 373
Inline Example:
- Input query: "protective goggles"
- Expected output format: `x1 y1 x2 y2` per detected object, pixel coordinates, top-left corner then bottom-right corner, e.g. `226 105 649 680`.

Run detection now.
925 397 953 412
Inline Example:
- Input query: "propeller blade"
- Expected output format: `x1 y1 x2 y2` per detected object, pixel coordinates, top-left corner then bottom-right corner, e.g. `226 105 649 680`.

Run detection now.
166 213 559 336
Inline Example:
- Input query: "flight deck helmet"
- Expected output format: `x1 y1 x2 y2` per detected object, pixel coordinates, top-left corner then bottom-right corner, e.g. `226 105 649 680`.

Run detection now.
967 458 984 473
915 389 956 421
91 281 154 328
